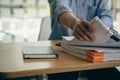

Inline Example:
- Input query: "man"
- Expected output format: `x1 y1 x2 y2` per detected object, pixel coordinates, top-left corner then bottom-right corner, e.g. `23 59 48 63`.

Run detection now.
48 0 120 80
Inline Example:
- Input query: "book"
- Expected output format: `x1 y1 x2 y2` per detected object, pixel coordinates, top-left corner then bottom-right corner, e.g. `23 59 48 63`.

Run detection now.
23 46 58 59
61 16 120 63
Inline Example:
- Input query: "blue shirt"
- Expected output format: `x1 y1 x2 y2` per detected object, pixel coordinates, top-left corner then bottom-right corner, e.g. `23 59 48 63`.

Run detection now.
48 0 113 40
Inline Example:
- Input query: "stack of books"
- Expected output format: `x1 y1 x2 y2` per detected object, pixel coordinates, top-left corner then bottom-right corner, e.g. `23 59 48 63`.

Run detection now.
61 17 120 63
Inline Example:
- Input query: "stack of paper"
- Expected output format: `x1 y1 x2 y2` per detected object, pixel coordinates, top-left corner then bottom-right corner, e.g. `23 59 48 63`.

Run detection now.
62 43 120 62
61 17 120 63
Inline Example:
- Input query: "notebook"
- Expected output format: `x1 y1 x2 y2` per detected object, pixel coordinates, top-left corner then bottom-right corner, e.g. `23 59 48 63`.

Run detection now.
23 46 58 59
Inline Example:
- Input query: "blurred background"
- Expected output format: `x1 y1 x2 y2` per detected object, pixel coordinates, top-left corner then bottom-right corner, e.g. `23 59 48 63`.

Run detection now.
0 0 120 43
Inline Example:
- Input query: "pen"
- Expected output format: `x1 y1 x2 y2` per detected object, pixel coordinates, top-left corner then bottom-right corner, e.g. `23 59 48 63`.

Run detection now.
56 43 61 46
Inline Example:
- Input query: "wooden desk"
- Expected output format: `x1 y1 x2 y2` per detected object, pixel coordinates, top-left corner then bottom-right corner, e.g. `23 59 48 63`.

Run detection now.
0 40 120 79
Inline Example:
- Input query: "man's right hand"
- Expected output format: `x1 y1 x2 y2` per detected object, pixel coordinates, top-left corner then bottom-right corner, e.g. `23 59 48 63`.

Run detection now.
59 12 96 42
73 20 96 42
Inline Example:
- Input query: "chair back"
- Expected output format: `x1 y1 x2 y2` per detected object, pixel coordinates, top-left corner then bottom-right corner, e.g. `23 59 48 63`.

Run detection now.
38 16 51 41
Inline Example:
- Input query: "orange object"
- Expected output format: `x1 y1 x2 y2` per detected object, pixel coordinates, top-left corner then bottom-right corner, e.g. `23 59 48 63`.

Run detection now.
86 50 104 56
86 50 104 63
86 55 104 63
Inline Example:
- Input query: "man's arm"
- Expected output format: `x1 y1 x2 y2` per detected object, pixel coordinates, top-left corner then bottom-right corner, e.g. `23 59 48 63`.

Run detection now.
48 0 96 42
96 0 113 29
59 12 96 42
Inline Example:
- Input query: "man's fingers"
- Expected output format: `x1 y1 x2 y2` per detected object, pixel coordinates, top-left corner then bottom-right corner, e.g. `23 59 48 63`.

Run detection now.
78 22 96 41
74 32 84 41
81 20 96 33
73 20 96 42
74 26 92 42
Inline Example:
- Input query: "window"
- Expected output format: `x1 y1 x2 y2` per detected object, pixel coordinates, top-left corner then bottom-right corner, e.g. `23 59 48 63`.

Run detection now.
0 0 50 43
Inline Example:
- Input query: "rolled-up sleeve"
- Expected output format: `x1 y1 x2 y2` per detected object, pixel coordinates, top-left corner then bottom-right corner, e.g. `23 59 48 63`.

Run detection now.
96 0 113 29
48 0 72 21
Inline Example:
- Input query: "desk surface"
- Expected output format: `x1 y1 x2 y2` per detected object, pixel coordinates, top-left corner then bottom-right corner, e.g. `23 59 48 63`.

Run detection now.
0 40 120 79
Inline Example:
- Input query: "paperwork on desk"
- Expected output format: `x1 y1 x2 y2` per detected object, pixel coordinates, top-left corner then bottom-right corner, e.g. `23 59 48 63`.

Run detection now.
61 17 120 63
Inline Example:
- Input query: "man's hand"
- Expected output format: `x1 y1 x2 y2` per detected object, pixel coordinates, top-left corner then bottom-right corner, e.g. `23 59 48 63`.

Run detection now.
73 20 96 42
59 12 96 42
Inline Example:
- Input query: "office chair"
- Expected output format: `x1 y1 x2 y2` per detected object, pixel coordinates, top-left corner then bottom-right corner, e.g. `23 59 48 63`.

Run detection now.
38 16 51 41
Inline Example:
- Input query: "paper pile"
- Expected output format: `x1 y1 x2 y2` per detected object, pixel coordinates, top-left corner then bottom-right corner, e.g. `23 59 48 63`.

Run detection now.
61 17 120 63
